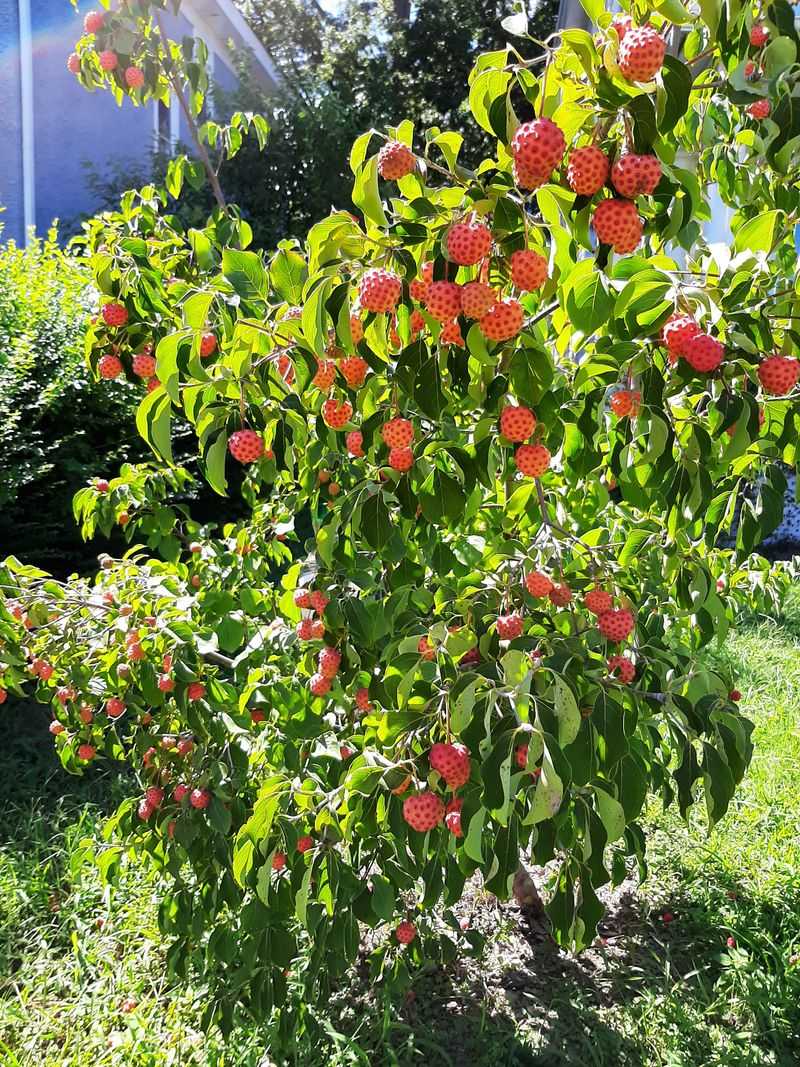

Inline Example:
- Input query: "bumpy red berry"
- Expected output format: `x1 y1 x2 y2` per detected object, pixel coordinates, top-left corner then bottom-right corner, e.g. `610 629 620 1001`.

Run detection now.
525 571 553 597
661 313 700 360
98 354 123 379
187 682 206 701
480 298 524 342
683 333 724 373
513 158 550 190
296 619 315 640
618 26 665 82
430 742 471 788
460 281 495 319
514 443 550 477
402 791 445 832
125 66 145 89
395 920 417 944
598 609 635 642
608 655 635 683
610 389 640 417
272 851 287 870
312 360 336 390
592 199 643 254
441 320 464 346
49 721 65 735
340 356 369 388
106 697 125 718
585 588 613 614
318 646 341 679
566 146 609 196
309 590 329 614
409 262 433 302
83 9 104 32
511 118 566 175
549 583 572 607
378 140 416 180
447 220 492 266
200 332 217 358
67 52 80 74
497 612 524 640
389 447 413 471
101 302 128 327
499 405 536 442
425 280 462 322
132 352 156 378
510 249 548 291
346 430 365 457
145 786 164 809
359 268 402 313
309 673 331 697
746 99 771 119
322 398 353 429
190 788 211 810
99 50 118 71
418 636 435 660
349 316 364 344
78 743 96 760
297 835 314 853
228 429 265 463
757 355 799 395
750 24 768 47
355 687 372 712
611 15 633 40
610 154 661 198
382 417 414 449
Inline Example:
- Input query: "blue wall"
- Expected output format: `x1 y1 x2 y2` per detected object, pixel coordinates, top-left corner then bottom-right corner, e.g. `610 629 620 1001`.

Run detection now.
0 0 24 243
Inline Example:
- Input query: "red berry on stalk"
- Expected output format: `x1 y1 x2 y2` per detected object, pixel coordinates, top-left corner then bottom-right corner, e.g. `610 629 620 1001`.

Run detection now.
618 25 666 83
322 398 353 430
683 333 724 374
418 636 435 660
440 320 464 346
497 612 524 640
272 852 287 870
190 788 211 810
611 15 633 40
592 199 643 254
137 800 154 821
355 687 372 712
318 646 341 679
479 298 524 342
145 786 164 809
585 588 613 614
106 697 125 718
83 10 104 32
125 66 145 89
378 140 416 180
610 154 662 198
746 99 771 120
514 443 550 477
309 590 329 614
312 360 337 390
67 52 80 74
608 655 635 683
661 313 701 361
445 797 463 837
174 785 191 804
340 355 369 388
251 709 266 724
359 268 402 313
200 332 217 357
446 220 492 266
511 118 566 175
101 302 128 327
510 249 548 291
349 316 364 343
49 720 65 735
402 791 445 832
499 404 536 443
346 430 364 457
98 354 123 380
228 429 264 463
158 674 174 693
309 673 331 697
597 609 635 642
395 920 417 944
549 583 572 607
460 281 495 319
187 682 206 701
78 744 96 760
566 146 609 196
525 571 553 597
132 352 156 378
389 447 414 472
610 389 641 417
297 834 314 853
513 158 550 191
729 689 742 702
750 24 768 47
429 742 471 788
757 355 799 395
99 50 118 72
382 417 414 449
425 280 462 322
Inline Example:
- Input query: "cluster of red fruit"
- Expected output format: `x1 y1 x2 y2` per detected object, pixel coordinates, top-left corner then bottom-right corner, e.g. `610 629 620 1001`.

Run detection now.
745 24 771 119
498 403 551 477
68 10 145 93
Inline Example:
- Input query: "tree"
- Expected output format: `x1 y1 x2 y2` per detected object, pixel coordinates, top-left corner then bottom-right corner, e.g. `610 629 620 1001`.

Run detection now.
3 0 799 1055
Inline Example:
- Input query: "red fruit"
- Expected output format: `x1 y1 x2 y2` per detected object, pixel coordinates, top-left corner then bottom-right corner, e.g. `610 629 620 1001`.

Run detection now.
125 66 145 89
757 355 799 395
0 688 6 705
497 612 524 640
567 146 609 196
297 835 314 853
598 609 635 642
549 583 572 607
67 52 80 74
746 99 770 120
592 199 643 254
515 744 529 770
35 660 54 680
158 674 175 693
250 709 266 724
446 220 492 266
322 398 353 429
56 686 75 705
441 320 464 346
511 118 566 175
83 10 104 32
132 352 156 378
118 511 131 527
479 298 524 342
726 936 737 948
425 280 462 322
187 682 205 701
684 333 724 374
143 747 157 768
661 313 701 360
499 404 536 443
445 797 463 837
349 316 364 343
525 571 553 597
95 479 110 492
430 742 471 787
99 50 118 72
146 377 161 393
744 60 758 78
49 721 65 735
610 389 641 417
409 262 433 302
611 15 633 40
228 429 265 463
145 786 164 809
340 356 369 388
510 249 548 291
355 687 372 712
138 800 154 821
176 739 194 756
608 654 636 683
318 646 341 679
389 447 414 471
418 636 435 660
309 590 329 614
174 783 190 803
750 24 768 47
378 140 416 180
309 673 331 697
618 25 665 82
359 268 402 313
661 912 674 923
190 788 211 810
585 588 614 615
340 745 354 759
460 281 495 319
729 689 742 702
346 430 364 457
514 443 550 477
77 744 96 761
296 619 315 640
98 354 123 379
106 697 125 718
272 851 287 870
312 360 337 390
200 332 217 357
610 154 661 198
395 920 417 944
402 791 445 832
513 158 550 190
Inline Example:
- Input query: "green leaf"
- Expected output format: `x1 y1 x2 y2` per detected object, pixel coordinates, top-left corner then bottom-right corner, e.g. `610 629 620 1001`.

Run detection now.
733 210 782 254
370 874 396 921
592 785 626 842
553 676 581 746
270 249 308 304
352 154 388 229
657 56 693 134
565 264 613 333
361 493 392 551
221 249 268 302
463 805 485 863
136 388 173 463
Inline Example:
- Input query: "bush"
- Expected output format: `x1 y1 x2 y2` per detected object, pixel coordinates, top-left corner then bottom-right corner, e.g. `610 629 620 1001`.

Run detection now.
0 230 143 572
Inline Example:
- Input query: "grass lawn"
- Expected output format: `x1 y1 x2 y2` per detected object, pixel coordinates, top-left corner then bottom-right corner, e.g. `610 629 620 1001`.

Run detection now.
1 603 798 1066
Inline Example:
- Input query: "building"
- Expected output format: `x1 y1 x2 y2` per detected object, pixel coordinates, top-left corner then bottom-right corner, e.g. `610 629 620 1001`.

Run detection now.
0 0 278 245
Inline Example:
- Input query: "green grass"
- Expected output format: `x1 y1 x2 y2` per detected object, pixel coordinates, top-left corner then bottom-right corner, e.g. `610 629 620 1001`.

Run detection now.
1 610 799 1067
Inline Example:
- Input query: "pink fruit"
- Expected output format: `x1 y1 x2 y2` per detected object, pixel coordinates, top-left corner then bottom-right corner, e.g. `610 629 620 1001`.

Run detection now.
597 609 635 642
566 146 609 196
479 298 524 342
497 612 524 640
402 791 445 832
585 588 613 614
272 851 287 870
511 118 566 175
610 154 662 198
106 697 125 718
322 398 353 430
297 835 314 853
125 66 145 89
359 268 402 313
607 654 635 683
189 788 211 810
378 140 416 180
145 786 164 808
510 249 548 291
514 443 550 477
757 355 799 395
549 583 572 607
99 50 118 72
382 417 414 449
499 404 536 443
460 281 495 319
132 352 156 378
228 429 265 463
77 744 96 760
429 742 471 788
174 784 190 803
683 333 724 374
395 920 417 944
346 430 364 457
318 646 342 679
389 447 413 471
525 571 553 597
187 682 206 701
618 25 665 82
592 199 643 254
200 332 217 358
67 52 80 74
83 10 104 33
425 280 462 322
309 673 331 697
446 220 492 265
98 354 123 380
